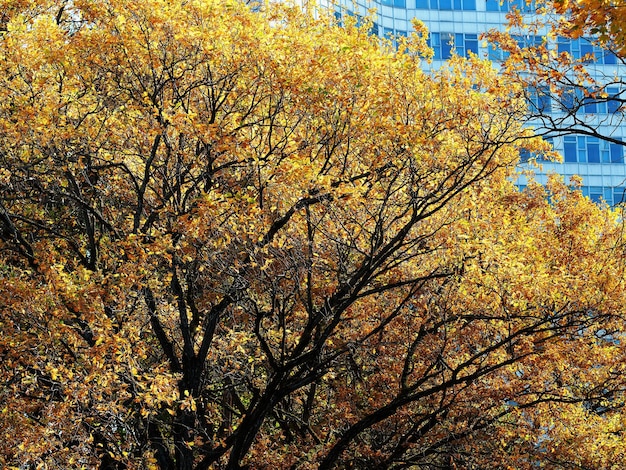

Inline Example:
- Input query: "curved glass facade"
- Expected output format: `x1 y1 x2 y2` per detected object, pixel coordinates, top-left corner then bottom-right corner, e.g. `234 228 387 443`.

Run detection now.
314 0 626 205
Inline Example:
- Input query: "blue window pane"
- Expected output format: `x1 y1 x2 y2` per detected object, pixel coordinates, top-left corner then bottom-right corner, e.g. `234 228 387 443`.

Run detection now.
439 0 453 9
455 33 475 57
601 146 610 162
608 99 621 113
394 0 406 6
464 0 476 8
584 98 597 114
580 42 594 59
607 88 621 113
589 187 603 203
577 136 586 163
429 33 441 60
454 0 462 8
465 38 478 55
558 39 570 55
538 93 551 112
564 138 577 162
489 45 509 61
614 188 626 204
508 0 534 11
588 139 600 162
441 34 454 59
513 34 538 49
580 40 593 56
416 0 429 6
611 143 624 163
561 89 576 111
603 51 617 64
486 0 501 10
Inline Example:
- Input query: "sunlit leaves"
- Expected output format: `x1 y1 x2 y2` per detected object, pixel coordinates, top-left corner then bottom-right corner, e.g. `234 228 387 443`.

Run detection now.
2 1 626 469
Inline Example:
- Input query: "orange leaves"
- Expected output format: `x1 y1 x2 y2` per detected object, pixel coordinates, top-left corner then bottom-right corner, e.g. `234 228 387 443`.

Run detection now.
549 0 626 53
3 1 626 469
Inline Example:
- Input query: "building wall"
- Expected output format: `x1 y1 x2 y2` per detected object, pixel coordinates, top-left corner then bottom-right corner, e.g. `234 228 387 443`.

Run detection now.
306 0 626 205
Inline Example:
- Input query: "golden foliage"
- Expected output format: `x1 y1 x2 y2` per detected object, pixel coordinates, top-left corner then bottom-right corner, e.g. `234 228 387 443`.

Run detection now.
1 1 625 469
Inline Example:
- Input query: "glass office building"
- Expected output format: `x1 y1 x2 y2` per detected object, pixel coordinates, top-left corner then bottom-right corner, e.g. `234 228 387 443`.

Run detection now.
308 0 626 205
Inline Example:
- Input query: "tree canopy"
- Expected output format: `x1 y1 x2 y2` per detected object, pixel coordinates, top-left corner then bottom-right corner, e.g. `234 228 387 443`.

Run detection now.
553 0 626 55
487 0 626 148
2 1 626 469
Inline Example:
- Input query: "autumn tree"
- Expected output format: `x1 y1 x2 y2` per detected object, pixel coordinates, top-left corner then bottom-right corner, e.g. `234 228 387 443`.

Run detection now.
2 1 626 469
553 0 626 55
486 0 626 153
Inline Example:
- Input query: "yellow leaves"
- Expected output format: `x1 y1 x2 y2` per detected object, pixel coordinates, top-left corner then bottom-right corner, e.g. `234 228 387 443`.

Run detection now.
553 0 570 14
180 390 197 412
0 168 10 186
3 1 626 469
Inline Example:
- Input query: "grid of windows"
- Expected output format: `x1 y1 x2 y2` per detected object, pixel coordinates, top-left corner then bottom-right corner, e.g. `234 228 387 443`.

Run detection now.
334 11 379 36
559 87 582 112
519 138 553 162
519 185 626 205
560 87 622 114
455 33 478 57
583 186 620 205
557 37 618 65
583 87 622 113
429 33 478 59
606 88 622 113
429 33 452 60
486 36 616 65
528 87 552 113
329 0 626 206
383 28 408 49
563 136 624 163
613 187 626 205
415 0 476 9
488 35 542 61
380 0 406 6
486 0 535 12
